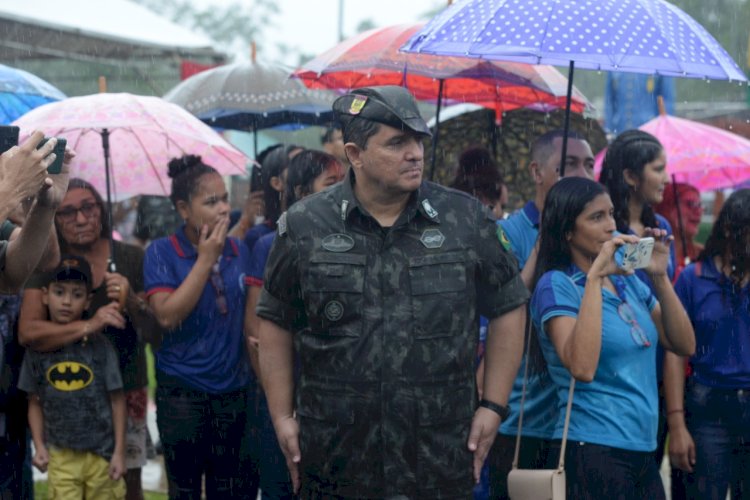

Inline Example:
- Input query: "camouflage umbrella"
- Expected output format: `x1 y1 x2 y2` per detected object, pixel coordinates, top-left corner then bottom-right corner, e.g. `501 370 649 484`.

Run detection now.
425 106 606 209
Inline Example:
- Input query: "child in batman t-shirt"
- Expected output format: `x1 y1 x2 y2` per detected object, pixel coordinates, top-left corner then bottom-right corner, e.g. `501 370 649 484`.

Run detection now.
18 255 127 499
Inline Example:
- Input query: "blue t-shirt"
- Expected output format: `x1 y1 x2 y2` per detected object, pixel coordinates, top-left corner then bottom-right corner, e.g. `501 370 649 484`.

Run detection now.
247 232 276 287
243 221 275 254
531 267 659 452
498 201 539 270
675 258 750 389
496 201 557 438
144 227 251 393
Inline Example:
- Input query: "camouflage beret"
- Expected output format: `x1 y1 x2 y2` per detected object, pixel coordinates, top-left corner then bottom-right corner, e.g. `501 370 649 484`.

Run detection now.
332 86 432 137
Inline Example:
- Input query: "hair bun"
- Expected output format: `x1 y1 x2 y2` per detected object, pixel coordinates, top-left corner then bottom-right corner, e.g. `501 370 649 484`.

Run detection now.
168 155 204 179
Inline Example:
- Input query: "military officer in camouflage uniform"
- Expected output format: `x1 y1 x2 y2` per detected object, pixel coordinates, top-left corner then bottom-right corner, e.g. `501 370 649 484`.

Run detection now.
256 85 529 499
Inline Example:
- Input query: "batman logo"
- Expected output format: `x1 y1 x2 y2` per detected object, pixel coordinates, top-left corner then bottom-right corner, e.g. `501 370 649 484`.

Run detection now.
46 362 94 391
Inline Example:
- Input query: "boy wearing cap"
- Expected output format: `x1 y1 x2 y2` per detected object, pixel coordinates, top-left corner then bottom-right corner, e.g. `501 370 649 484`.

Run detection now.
18 255 127 499
258 86 528 498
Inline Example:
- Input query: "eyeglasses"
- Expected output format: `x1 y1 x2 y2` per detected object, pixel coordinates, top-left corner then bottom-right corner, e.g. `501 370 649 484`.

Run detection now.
617 302 651 348
681 200 703 210
209 262 228 315
56 202 100 223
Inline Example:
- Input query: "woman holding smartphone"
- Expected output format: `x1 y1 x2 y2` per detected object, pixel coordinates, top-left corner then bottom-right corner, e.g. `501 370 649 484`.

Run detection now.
144 155 250 498
531 177 694 499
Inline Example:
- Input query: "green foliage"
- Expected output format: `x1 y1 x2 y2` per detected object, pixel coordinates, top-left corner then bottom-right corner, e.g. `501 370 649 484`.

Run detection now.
131 0 280 54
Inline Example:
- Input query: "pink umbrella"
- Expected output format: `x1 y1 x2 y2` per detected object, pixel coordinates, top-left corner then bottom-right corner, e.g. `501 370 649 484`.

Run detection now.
594 113 750 191
13 93 248 202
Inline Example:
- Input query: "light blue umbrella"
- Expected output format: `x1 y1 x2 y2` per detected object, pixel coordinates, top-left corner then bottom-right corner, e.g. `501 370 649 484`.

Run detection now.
402 0 748 175
0 63 67 124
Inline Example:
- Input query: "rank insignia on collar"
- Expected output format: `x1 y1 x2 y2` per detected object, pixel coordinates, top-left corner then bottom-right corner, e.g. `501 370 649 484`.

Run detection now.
421 199 438 219
420 228 445 249
277 212 287 236
322 233 355 252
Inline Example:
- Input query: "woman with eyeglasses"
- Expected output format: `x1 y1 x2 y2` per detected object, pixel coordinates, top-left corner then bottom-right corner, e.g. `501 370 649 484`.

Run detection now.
654 182 704 276
664 189 750 500
143 155 251 498
243 149 344 499
18 177 158 500
530 177 694 499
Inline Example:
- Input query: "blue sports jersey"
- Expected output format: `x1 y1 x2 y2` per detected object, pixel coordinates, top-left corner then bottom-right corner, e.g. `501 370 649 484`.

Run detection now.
144 227 251 393
531 267 659 451
246 232 276 288
498 201 539 270
496 201 557 438
676 258 750 389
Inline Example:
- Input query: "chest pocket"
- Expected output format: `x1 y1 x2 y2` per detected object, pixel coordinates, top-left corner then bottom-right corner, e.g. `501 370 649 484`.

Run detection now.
302 253 366 337
409 251 467 339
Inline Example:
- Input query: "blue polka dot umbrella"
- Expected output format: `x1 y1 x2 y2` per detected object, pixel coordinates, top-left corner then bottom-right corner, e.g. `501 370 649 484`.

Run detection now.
401 0 748 175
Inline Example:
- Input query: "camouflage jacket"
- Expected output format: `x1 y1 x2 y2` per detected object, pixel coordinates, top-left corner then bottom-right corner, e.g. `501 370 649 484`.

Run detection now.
257 173 528 499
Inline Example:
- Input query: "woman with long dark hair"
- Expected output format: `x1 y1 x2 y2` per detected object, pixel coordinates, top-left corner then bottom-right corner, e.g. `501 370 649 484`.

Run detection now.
242 144 302 253
665 189 750 499
599 129 677 472
531 177 694 499
144 155 251 498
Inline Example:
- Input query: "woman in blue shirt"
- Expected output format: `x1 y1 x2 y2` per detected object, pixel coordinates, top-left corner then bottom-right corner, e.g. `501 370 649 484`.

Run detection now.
144 155 251 499
665 189 750 499
531 177 694 499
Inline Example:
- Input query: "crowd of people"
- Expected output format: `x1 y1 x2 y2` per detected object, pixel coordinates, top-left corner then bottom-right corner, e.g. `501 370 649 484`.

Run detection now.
0 85 747 500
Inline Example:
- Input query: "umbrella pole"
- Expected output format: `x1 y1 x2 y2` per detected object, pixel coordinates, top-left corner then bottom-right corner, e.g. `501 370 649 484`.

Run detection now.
429 79 444 181
101 128 116 272
253 123 258 157
671 174 689 266
559 60 575 178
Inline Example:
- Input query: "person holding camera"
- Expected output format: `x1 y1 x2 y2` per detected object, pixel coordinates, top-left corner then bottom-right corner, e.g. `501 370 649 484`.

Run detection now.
0 131 71 292
530 177 694 499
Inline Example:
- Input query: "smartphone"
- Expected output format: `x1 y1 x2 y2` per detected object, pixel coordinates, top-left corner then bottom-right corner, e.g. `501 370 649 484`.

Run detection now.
37 137 67 174
250 163 263 192
615 237 655 271
0 126 19 154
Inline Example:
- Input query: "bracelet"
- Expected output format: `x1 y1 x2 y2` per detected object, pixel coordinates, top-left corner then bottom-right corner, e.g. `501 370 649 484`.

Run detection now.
667 408 684 416
478 399 510 421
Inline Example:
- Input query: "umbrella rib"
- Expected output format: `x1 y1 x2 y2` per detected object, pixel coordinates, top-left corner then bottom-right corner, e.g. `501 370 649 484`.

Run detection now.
130 129 169 196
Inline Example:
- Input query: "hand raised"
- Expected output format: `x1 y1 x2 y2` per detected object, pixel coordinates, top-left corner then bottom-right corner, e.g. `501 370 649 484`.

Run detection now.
197 217 229 264
0 131 52 202
589 235 640 279
643 227 673 277
36 145 73 209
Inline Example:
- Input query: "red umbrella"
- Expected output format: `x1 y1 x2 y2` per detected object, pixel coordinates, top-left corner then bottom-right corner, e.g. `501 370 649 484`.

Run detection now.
294 23 591 177
294 23 590 115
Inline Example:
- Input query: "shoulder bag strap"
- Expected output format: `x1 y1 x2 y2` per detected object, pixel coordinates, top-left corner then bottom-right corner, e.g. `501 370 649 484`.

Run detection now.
511 307 532 469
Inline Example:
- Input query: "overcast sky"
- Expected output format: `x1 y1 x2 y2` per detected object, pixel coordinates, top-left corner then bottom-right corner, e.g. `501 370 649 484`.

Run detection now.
210 0 445 64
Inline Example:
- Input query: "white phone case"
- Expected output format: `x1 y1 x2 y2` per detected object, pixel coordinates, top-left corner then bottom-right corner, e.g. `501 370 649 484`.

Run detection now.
619 237 655 271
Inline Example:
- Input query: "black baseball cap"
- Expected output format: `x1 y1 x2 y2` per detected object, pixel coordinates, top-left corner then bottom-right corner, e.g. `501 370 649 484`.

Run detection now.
332 86 432 137
50 255 92 290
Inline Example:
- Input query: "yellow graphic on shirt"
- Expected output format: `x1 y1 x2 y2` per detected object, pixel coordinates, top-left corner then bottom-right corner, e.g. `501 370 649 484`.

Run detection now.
46 362 93 391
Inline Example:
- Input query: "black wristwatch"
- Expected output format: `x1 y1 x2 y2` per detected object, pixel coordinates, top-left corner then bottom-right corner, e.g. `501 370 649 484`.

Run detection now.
478 399 510 421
